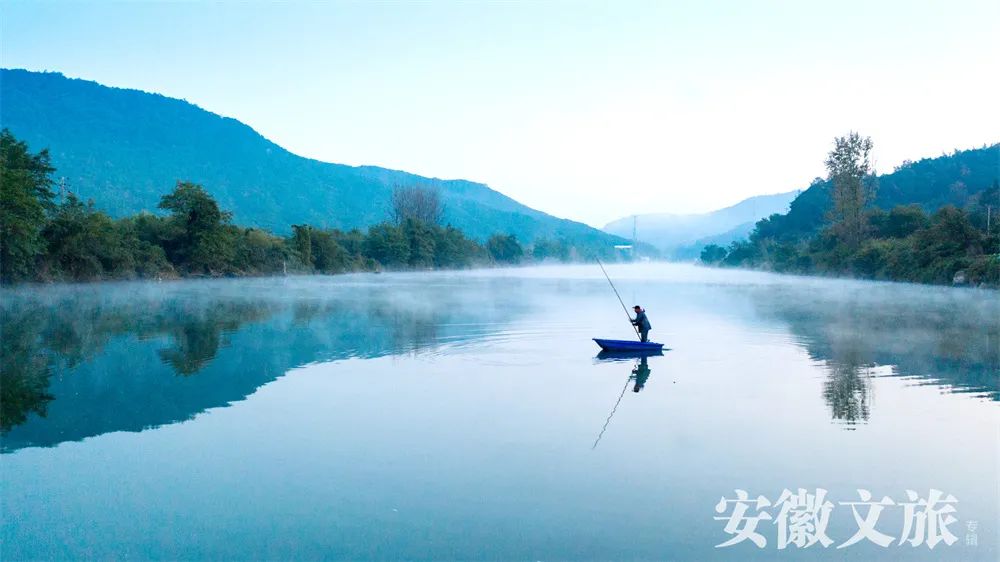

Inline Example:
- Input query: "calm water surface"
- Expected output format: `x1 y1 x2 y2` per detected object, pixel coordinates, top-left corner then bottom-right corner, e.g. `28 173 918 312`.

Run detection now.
2 264 997 560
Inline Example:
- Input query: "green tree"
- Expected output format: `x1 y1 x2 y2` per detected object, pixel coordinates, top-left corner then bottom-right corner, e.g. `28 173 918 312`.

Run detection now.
532 238 569 262
699 244 728 265
291 224 313 269
911 206 984 283
234 228 287 274
967 179 999 233
487 234 523 264
311 229 348 273
0 130 55 283
825 132 875 249
119 213 175 278
433 225 483 268
364 223 409 267
850 239 893 279
333 228 366 260
41 194 135 280
721 240 757 267
403 218 436 267
158 182 234 274
875 205 930 239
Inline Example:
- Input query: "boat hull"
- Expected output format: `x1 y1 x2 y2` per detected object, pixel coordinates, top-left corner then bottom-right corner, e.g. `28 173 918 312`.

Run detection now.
592 338 664 352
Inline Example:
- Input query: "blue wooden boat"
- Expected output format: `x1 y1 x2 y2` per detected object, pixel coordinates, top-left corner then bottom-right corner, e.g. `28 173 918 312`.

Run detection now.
593 338 664 352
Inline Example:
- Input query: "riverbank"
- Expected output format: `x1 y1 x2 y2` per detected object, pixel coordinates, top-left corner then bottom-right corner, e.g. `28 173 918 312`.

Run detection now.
2 130 630 287
700 203 1000 289
702 258 1000 290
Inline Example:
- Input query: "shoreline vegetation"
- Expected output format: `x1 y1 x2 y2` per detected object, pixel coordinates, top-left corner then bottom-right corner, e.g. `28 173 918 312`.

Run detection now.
0 130 615 286
3 129 997 289
700 134 1000 289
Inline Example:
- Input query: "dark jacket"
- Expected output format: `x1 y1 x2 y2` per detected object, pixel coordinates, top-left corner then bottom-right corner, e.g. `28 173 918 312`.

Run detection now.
632 310 651 331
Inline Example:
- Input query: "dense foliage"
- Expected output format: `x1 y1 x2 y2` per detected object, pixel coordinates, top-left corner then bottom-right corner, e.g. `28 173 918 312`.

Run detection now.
1 68 632 255
0 130 612 284
701 137 1000 287
0 131 55 283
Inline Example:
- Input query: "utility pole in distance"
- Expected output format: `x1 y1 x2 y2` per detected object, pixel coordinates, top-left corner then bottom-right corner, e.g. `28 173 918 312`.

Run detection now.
632 215 637 261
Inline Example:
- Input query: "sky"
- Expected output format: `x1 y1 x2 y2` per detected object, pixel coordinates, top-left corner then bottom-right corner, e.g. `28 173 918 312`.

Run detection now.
4 1 998 227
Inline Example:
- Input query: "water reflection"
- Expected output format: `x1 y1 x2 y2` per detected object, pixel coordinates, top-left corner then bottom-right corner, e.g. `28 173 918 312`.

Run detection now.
744 283 998 426
0 311 54 432
822 360 872 427
816 328 874 427
595 349 664 363
0 277 531 452
594 351 660 394
3 267 997 561
156 302 275 375
1 295 280 438
592 353 659 448
632 356 652 392
3 271 996 452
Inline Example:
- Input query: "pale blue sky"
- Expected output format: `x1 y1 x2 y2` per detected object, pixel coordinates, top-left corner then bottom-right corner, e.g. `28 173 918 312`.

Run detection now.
4 1 998 226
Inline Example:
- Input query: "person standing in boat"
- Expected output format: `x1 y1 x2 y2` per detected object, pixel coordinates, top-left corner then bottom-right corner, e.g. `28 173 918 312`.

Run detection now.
631 305 651 342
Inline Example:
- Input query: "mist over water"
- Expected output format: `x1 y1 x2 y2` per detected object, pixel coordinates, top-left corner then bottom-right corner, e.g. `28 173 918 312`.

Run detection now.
2 264 997 560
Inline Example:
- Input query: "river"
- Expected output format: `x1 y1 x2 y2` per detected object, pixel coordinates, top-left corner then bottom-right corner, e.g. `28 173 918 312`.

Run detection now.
2 263 997 560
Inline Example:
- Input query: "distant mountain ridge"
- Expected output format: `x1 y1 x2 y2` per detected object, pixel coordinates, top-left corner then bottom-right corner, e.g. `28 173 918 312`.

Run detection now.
604 190 798 256
609 142 999 260
0 68 626 249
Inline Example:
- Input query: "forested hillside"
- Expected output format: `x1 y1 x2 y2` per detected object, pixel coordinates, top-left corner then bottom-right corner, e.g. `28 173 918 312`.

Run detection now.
701 136 999 287
0 130 611 284
747 145 998 242
0 69 627 252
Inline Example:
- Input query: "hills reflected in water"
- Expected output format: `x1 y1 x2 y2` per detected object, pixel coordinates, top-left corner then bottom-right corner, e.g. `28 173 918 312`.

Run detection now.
2 273 996 452
1 276 531 451
746 282 999 426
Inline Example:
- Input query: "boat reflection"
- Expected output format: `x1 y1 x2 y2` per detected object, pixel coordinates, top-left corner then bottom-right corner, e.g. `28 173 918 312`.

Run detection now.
595 349 664 362
591 353 660 448
631 356 651 393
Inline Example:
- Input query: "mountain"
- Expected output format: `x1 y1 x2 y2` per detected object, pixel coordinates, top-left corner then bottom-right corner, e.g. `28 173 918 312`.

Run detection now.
609 142 998 261
754 144 999 243
0 69 625 249
709 143 999 287
603 190 798 256
671 221 758 260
